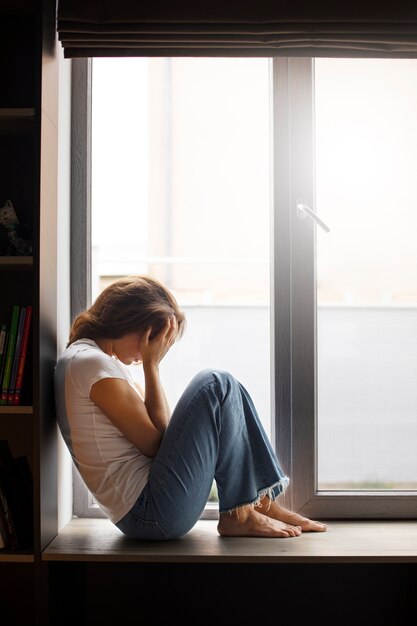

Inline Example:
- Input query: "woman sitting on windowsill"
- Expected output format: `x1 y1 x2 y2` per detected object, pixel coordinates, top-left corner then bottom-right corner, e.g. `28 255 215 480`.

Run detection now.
54 275 327 540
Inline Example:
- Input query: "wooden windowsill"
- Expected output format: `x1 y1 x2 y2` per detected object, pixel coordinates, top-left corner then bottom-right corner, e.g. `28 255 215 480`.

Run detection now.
42 518 417 564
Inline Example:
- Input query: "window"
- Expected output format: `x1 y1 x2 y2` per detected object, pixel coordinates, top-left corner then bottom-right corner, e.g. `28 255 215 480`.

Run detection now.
74 57 272 517
274 57 417 519
91 57 271 432
316 59 417 492
72 56 417 519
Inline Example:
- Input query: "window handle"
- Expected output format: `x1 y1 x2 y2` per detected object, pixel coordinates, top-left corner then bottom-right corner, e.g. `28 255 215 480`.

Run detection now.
296 199 330 233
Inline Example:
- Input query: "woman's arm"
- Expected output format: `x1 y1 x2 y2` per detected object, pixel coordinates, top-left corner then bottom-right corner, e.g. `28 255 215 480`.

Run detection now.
90 317 177 457
90 378 163 457
141 362 170 432
134 379 171 420
140 317 177 431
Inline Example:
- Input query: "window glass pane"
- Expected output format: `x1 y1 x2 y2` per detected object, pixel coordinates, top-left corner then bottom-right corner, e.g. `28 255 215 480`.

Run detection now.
91 57 271 436
315 59 417 490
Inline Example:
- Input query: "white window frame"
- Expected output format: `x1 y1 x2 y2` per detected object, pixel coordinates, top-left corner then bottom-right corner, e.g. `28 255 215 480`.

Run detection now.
71 56 417 520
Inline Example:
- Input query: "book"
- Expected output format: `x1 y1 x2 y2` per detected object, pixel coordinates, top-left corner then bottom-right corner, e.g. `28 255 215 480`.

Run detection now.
0 440 33 550
0 322 7 377
0 305 20 405
0 507 6 549
10 455 34 548
0 440 21 551
0 514 4 548
7 306 26 405
0 477 20 551
0 328 9 393
12 305 32 406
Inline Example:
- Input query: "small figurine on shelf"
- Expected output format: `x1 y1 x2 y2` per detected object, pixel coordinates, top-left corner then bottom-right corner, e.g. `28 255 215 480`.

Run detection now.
0 200 32 256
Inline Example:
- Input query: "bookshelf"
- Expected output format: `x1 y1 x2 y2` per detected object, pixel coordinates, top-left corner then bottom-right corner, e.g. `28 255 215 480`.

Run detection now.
0 256 33 266
0 108 35 135
0 0 59 622
0 406 33 414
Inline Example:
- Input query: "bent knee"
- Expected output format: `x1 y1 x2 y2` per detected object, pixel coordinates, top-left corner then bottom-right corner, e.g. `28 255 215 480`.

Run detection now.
194 368 235 387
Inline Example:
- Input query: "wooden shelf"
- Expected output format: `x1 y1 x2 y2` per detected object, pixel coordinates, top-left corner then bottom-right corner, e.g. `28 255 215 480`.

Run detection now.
0 256 33 268
0 550 34 563
0 406 33 414
0 108 35 118
0 108 35 134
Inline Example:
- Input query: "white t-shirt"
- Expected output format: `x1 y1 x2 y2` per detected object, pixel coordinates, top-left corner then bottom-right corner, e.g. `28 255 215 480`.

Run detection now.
54 338 152 523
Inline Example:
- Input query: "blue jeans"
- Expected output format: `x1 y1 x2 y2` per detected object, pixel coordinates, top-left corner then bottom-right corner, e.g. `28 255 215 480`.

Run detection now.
115 369 289 540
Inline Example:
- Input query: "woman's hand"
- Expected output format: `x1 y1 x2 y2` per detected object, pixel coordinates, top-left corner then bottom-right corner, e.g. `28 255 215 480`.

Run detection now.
139 316 178 367
138 316 177 431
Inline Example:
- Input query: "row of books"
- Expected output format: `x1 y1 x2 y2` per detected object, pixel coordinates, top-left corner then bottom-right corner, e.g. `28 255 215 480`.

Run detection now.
0 304 32 406
0 439 33 551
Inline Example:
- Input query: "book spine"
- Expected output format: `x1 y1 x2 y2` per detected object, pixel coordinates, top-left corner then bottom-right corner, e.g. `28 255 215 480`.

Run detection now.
7 307 26 405
0 305 20 406
0 329 9 396
0 479 20 551
0 323 7 377
0 440 26 550
0 511 6 549
11 456 34 548
12 305 32 406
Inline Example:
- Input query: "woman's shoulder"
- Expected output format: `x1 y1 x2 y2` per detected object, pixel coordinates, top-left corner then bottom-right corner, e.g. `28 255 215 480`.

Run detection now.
57 339 116 375
57 338 99 362
56 339 126 392
58 339 124 378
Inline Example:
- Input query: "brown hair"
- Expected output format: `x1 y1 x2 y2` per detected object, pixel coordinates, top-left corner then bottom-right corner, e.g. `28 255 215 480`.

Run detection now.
67 275 186 347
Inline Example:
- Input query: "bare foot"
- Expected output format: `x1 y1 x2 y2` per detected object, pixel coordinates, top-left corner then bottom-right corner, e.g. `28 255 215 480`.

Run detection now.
217 505 302 538
256 498 328 532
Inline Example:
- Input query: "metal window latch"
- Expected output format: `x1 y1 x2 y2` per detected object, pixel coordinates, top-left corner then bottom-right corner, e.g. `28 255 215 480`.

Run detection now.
296 199 330 233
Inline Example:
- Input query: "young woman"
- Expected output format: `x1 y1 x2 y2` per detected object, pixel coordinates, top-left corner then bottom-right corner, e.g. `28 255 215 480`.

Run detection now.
54 275 327 540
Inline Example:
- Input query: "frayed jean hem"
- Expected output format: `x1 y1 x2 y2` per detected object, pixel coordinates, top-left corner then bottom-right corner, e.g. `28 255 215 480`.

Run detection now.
219 476 290 515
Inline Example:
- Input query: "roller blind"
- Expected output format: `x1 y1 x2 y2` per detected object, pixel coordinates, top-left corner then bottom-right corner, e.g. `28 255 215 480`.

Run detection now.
57 1 417 58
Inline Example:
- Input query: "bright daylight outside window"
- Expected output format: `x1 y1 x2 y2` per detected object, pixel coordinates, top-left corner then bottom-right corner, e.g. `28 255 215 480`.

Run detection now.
315 59 417 491
89 57 271 511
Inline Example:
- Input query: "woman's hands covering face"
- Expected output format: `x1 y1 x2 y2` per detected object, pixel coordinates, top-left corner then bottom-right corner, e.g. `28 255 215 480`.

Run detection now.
139 316 178 366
